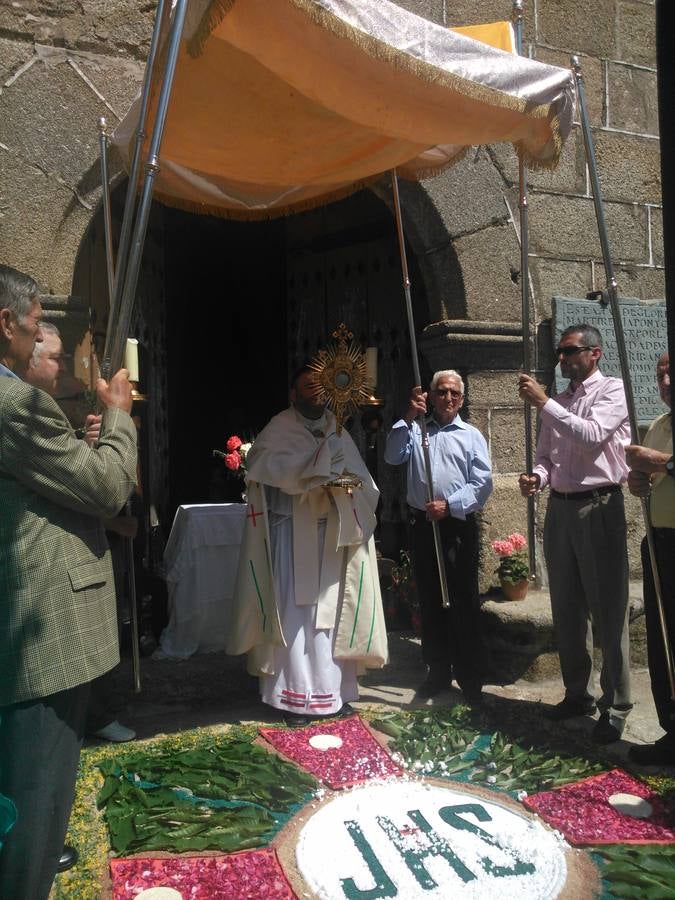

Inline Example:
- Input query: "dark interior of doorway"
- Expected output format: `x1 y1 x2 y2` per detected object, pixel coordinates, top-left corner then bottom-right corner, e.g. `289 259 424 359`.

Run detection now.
163 208 287 517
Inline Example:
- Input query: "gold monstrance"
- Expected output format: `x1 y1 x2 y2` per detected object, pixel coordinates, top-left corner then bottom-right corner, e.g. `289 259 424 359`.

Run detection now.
308 323 372 436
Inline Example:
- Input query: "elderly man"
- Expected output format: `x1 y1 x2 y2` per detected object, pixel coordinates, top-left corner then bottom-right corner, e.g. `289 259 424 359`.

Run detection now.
519 324 632 743
228 364 387 727
0 264 137 899
385 370 493 706
24 322 138 747
625 353 675 765
24 319 67 395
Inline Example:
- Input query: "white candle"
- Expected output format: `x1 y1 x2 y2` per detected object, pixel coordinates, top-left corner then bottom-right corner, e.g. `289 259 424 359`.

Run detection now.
124 338 139 382
365 347 377 389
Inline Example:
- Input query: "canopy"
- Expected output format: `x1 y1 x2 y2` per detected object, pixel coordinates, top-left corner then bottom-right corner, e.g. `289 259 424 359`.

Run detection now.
112 0 576 218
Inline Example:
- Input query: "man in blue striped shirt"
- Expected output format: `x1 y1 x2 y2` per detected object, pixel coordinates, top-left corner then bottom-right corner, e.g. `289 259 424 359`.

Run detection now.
385 369 492 706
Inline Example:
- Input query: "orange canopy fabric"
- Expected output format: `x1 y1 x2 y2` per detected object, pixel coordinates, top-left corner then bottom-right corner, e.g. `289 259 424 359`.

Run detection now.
113 0 576 219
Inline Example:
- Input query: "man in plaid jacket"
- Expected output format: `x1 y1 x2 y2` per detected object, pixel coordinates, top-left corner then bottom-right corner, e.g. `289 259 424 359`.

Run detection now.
0 264 137 899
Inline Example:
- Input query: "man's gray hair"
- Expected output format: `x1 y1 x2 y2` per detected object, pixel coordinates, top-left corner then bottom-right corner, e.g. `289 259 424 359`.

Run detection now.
561 323 603 348
430 369 465 394
0 264 39 321
30 321 60 364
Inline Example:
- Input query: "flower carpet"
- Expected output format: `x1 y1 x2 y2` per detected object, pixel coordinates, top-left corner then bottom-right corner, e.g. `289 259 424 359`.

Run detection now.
52 710 675 899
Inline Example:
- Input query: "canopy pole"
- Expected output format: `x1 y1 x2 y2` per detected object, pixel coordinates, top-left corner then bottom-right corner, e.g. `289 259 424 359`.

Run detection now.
110 0 170 332
103 0 189 377
98 115 142 693
98 117 115 305
573 57 675 699
390 170 452 609
513 0 537 584
101 0 171 378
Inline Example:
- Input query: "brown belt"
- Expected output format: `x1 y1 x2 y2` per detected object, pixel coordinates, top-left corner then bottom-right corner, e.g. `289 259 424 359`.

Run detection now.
550 484 622 501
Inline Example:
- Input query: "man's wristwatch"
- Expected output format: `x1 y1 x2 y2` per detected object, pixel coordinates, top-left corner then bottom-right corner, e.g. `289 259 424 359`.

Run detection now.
666 456 674 478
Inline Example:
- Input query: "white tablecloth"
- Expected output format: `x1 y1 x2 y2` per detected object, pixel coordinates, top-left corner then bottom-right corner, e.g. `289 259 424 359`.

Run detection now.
159 503 246 659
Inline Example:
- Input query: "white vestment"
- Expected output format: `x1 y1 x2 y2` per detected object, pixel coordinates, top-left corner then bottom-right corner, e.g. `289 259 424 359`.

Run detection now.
227 406 388 715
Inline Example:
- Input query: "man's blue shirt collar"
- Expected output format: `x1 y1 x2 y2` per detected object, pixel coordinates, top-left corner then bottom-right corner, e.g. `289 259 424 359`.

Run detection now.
0 363 19 379
426 414 467 430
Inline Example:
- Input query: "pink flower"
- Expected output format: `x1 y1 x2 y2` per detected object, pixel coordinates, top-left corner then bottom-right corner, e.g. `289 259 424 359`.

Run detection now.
492 539 515 557
226 435 243 451
224 450 241 470
508 532 527 551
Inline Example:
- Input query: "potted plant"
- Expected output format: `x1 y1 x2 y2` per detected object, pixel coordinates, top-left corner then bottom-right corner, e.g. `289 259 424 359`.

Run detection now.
491 533 530 601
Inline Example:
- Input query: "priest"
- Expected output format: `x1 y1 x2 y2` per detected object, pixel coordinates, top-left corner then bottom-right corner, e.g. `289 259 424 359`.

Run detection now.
227 364 387 726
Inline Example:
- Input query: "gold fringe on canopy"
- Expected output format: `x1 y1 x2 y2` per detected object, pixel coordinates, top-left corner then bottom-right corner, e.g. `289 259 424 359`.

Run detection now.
113 0 575 220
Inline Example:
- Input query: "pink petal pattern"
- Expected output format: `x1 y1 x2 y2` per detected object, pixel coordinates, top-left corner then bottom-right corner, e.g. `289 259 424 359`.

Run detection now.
109 849 296 899
259 715 402 789
524 768 675 845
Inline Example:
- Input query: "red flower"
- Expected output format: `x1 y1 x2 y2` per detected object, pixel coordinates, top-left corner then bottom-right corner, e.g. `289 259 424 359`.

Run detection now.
224 450 241 470
227 435 243 451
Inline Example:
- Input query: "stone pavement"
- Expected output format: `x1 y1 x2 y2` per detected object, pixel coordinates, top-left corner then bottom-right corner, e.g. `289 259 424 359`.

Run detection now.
96 627 671 772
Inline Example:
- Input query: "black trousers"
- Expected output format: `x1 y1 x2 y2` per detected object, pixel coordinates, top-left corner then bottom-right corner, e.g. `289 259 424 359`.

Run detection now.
641 529 675 738
0 682 90 900
409 511 484 690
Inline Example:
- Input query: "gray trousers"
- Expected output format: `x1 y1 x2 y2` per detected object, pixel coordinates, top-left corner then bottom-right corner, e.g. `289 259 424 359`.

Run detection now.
544 490 632 720
0 683 90 900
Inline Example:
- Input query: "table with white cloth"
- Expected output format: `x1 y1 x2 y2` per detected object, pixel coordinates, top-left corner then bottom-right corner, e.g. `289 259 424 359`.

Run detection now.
159 503 246 659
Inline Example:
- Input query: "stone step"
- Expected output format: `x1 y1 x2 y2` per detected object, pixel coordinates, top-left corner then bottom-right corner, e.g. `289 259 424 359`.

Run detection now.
480 581 647 684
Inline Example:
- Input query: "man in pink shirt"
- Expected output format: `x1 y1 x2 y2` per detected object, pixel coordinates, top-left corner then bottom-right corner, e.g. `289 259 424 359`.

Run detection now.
519 324 632 744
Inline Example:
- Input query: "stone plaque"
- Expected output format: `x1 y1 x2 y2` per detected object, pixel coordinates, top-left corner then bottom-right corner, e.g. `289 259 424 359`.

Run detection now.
552 297 667 425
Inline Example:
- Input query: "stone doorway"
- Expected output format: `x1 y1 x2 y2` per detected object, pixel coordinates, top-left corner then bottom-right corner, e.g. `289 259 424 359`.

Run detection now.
72 185 429 558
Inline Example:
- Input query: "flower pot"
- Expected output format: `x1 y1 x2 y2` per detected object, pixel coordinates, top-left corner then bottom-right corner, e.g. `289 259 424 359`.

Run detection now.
500 578 529 601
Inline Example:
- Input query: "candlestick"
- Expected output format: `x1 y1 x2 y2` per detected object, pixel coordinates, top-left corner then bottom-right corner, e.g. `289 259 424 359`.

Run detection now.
124 338 139 382
365 347 378 388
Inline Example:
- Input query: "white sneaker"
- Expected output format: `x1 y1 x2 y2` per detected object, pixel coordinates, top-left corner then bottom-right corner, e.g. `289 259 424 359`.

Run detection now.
93 720 136 742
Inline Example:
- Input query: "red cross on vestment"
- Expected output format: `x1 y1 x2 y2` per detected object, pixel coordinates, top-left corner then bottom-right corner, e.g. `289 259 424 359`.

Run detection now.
247 504 263 527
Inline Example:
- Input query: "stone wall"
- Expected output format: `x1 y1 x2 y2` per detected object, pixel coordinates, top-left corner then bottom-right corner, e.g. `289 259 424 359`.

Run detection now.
0 0 662 591
395 0 661 590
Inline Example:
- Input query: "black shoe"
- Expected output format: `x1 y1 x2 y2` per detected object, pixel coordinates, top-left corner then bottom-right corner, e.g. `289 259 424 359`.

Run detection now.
283 712 312 728
333 703 356 719
461 685 484 709
628 735 675 766
592 712 624 745
57 845 78 873
416 673 449 699
543 697 597 721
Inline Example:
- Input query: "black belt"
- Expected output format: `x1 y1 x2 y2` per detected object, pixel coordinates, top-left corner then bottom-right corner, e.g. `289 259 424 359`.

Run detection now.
551 484 622 501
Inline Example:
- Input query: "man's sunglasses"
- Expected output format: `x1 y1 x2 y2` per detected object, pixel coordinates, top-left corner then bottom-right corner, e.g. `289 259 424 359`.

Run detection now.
555 345 595 357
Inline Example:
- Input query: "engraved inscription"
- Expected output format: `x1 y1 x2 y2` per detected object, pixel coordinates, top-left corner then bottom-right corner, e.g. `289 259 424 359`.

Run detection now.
553 297 667 425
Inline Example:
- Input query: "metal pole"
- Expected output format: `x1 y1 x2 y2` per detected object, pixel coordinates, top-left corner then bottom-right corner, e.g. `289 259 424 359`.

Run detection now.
513 0 537 583
111 0 170 318
390 170 452 609
100 115 140 693
125 501 142 694
573 56 675 698
98 117 115 305
104 0 188 376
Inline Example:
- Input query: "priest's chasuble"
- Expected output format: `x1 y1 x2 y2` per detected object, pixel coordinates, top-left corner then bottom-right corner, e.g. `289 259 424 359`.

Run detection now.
227 407 388 676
